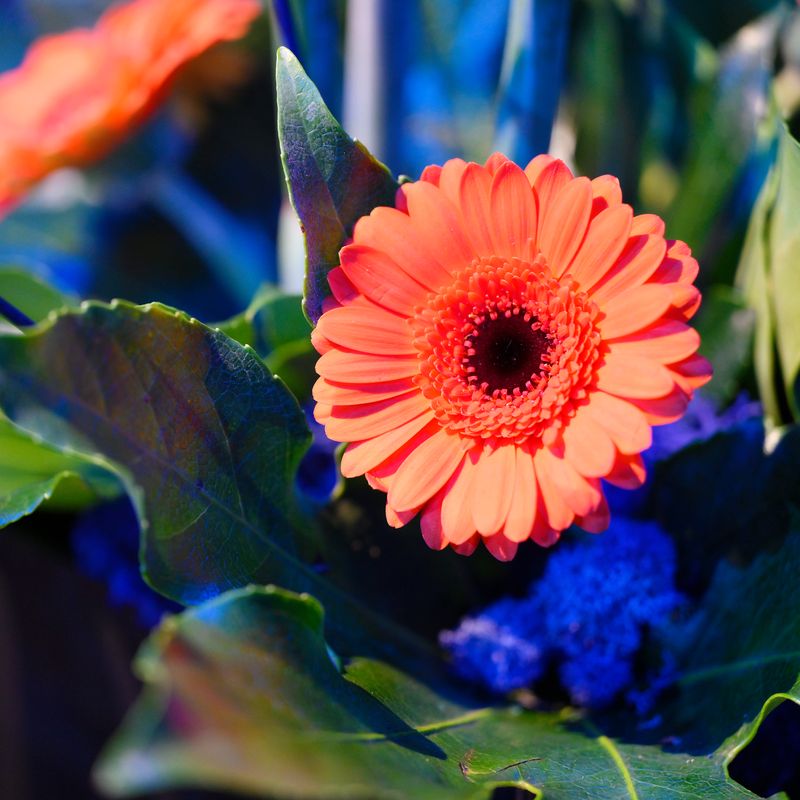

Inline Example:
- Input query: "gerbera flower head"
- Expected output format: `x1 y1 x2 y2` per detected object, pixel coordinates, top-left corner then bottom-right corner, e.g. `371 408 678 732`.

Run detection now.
312 154 711 560
0 0 260 214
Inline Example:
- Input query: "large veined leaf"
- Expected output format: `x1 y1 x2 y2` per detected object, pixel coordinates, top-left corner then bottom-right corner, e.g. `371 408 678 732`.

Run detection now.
0 301 311 605
647 531 800 759
276 47 399 325
95 587 758 800
737 124 800 424
0 415 117 524
0 301 438 677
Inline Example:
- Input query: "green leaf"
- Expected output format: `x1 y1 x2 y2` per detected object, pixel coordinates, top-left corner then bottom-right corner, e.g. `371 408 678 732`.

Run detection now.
736 123 800 424
650 530 800 757
215 286 310 359
0 414 117 524
0 301 438 676
693 285 755 406
0 267 69 327
276 47 399 325
95 587 758 800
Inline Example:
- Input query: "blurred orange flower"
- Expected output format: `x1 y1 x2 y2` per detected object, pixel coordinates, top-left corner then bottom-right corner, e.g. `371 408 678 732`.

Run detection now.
313 154 712 561
0 0 260 214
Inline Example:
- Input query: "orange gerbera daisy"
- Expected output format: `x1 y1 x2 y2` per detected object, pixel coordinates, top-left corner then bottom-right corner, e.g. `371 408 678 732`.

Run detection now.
0 0 260 214
312 154 711 561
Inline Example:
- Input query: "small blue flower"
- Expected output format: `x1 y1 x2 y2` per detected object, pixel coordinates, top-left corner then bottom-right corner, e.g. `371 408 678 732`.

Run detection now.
440 519 684 707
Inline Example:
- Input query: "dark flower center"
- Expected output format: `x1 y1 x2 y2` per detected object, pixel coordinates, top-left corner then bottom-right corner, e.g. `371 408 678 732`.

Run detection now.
466 313 551 394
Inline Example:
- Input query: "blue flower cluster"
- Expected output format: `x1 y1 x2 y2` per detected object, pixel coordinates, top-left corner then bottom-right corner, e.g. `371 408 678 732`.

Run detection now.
440 519 685 708
71 497 179 628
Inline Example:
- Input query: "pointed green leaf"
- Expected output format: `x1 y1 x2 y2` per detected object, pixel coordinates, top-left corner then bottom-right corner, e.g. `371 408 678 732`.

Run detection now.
96 587 757 800
276 47 398 325
736 124 800 424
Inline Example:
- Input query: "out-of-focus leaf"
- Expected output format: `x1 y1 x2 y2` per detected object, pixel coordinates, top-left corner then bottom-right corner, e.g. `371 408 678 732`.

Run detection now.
494 0 571 161
214 286 309 359
0 415 118 524
737 123 800 424
95 587 758 800
276 47 398 324
0 302 438 677
0 267 69 326
653 421 800 592
648 530 800 757
665 11 780 262
668 0 786 46
693 285 755 406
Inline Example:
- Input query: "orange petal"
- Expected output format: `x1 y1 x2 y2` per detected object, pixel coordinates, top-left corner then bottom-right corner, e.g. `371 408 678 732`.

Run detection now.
584 391 652 455
324 391 430 441
485 152 511 175
483 534 518 561
568 203 633 290
313 376 416 406
537 176 593 277
420 489 448 550
606 319 700 364
596 353 676 399
575 493 610 534
436 157 469 205
458 162 495 257
420 164 442 185
670 353 713 391
452 534 480 556
503 446 539 543
650 240 698 286
340 244 428 314
388 428 466 512
541 447 602 516
562 407 617 478
604 452 646 489
489 160 537 259
441 450 480 545
340 413 436 477
525 154 572 188
386 504 418 527
401 180 474 273
327 266 358 305
590 174 622 216
630 390 690 425
316 349 419 383
316 304 414 355
589 233 667 303
352 206 452 290
533 448 574 530
597 283 675 339
471 444 516 535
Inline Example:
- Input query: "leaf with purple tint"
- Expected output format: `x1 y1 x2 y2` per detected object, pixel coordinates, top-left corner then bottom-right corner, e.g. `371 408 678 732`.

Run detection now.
276 47 398 324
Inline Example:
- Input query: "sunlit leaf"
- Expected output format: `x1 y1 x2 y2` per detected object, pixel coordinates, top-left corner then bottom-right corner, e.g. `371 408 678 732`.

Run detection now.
276 47 398 324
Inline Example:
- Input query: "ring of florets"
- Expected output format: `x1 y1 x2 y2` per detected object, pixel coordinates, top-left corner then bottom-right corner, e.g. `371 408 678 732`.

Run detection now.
409 254 603 442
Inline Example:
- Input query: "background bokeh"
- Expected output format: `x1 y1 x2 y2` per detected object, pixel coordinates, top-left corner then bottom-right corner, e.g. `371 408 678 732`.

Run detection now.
2 0 800 797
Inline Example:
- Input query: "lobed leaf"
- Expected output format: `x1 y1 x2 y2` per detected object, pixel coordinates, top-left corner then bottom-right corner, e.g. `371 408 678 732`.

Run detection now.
276 47 399 325
95 587 758 800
